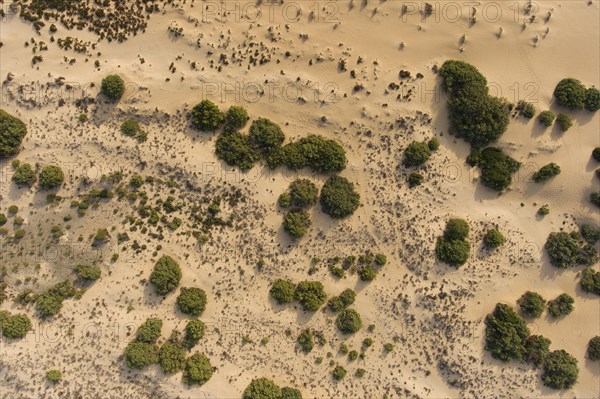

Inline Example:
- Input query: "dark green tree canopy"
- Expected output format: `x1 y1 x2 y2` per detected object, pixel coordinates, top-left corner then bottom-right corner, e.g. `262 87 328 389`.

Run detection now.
553 78 586 109
542 350 579 389
517 291 546 318
215 131 258 171
283 210 311 239
136 318 162 343
270 279 297 304
150 255 182 295
478 147 521 192
320 175 360 219
403 141 431 167
224 105 249 133
0 109 27 158
288 179 318 208
101 74 125 101
294 281 327 311
336 308 362 334
484 303 530 362
190 100 224 131
243 378 282 399
39 165 65 190
248 117 285 155
588 336 600 361
177 287 207 316
182 353 213 386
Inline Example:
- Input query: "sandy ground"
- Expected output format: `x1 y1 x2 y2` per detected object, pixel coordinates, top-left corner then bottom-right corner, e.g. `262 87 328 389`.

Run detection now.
0 0 598 398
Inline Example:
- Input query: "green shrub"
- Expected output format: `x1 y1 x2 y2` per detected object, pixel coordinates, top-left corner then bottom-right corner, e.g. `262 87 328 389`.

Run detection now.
130 174 143 188
283 210 311 239
124 341 158 369
408 172 424 188
483 228 505 249
294 281 327 311
436 237 470 267
74 264 101 281
374 254 387 266
0 214 6 226
320 175 360 218
0 109 28 158
46 369 62 383
150 255 182 295
428 137 440 151
538 205 550 216
581 224 600 244
121 119 140 136
580 268 600 295
588 336 600 360
516 100 535 118
288 179 318 208
281 387 303 399
243 378 281 399
270 279 296 304
297 329 314 352
328 289 356 312
101 74 125 101
585 87 600 112
158 341 186 374
248 118 285 155
36 293 64 317
444 218 469 240
553 78 586 109
547 293 574 317
479 147 521 192
542 350 578 389
484 303 530 361
556 113 572 132
278 192 291 208
190 100 224 131
537 110 555 127
332 365 347 380
592 192 600 208
184 319 206 349
12 163 36 186
276 135 347 173
358 265 377 281
525 335 551 367
403 141 431 167
177 287 207 316
39 165 65 189
1 313 32 338
223 105 249 133
136 318 162 343
517 291 546 318
545 232 580 268
215 131 258 171
438 60 488 96
336 308 362 334
533 163 561 183
593 148 600 162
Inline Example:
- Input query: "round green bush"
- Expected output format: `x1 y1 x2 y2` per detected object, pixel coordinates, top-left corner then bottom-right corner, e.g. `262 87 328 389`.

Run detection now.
281 387 303 399
12 163 36 186
283 210 311 239
278 192 291 208
46 369 62 383
580 268 600 295
516 100 536 118
336 308 362 334
243 378 281 399
0 214 6 226
36 293 64 317
320 175 360 218
436 238 470 267
588 336 600 360
215 131 258 171
0 109 28 158
553 78 586 109
593 148 600 162
483 228 505 249
177 287 207 316
444 218 469 240
289 179 318 208
358 265 377 281
1 313 32 338
74 264 101 281
191 100 224 131
517 291 546 318
545 232 579 268
328 289 356 312
581 224 600 244
158 341 186 374
297 329 314 352
404 141 431 167
438 60 488 96
484 303 530 361
183 353 213 386
556 113 573 132
150 255 182 295
101 74 125 101
39 165 64 189
224 105 249 133
537 110 555 127
542 350 579 389
332 365 347 380
592 192 600 208
294 281 327 311
270 279 296 304
479 147 521 192
277 135 347 172
124 341 158 369
248 118 285 155
428 137 440 151
120 119 140 136
533 163 561 183
525 335 551 367
408 172 424 188
547 293 574 317
136 318 163 343
184 319 206 349
585 87 600 112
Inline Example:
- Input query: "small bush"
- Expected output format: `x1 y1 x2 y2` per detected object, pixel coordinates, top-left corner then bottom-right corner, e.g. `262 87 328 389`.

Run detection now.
484 303 530 361
248 118 285 156
280 387 303 399
275 135 347 173
46 369 62 383
444 218 469 240
547 293 574 317
121 119 140 136
74 264 101 281
533 163 561 183
125 341 158 369
0 109 28 158
283 210 311 239
537 110 555 127
39 165 65 189
215 131 258 171
516 100 535 118
332 365 347 381
580 268 600 295
158 341 186 374
408 172 424 188
588 336 600 360
517 291 546 318
295 281 327 311
101 74 125 101
243 378 281 399
483 228 505 249
12 163 36 186
479 147 521 192
136 318 162 343
184 319 206 349
428 137 440 151
150 255 182 295
36 293 64 317
288 179 318 208
553 78 586 109
592 192 600 208
436 238 470 267
336 308 362 334
182 353 213 385
297 329 314 352
556 113 572 132
0 214 6 226
525 335 551 367
581 224 600 244
320 175 360 218
358 265 377 281
593 148 600 162
538 205 550 216
545 232 580 268
278 192 291 208
403 141 431 167
270 279 296 304
177 287 207 316
1 313 32 338
542 350 579 389
328 289 356 312
190 100 224 131
585 87 600 112
223 106 249 133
